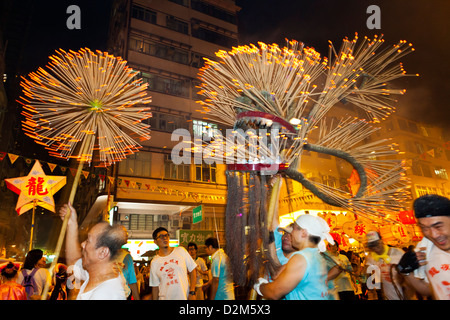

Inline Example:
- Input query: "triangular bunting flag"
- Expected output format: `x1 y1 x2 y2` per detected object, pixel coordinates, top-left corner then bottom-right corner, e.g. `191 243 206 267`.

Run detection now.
107 176 114 185
426 149 435 157
8 153 19 164
47 162 57 172
69 168 77 176
0 151 6 161
82 170 89 179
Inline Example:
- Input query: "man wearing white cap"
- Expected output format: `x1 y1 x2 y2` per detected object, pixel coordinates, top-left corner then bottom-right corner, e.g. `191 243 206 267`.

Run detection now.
254 214 334 300
365 230 409 300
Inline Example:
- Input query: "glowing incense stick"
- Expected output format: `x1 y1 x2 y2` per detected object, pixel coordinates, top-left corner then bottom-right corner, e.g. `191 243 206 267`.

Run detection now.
198 34 415 221
19 48 152 166
18 48 152 300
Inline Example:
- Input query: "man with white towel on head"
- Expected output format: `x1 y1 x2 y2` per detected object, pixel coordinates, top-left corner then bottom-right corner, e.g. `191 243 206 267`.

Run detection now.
254 214 334 300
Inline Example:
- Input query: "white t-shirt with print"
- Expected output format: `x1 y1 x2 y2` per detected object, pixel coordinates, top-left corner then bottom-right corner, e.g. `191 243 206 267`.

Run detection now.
414 237 450 300
195 257 208 288
366 247 404 300
149 246 197 300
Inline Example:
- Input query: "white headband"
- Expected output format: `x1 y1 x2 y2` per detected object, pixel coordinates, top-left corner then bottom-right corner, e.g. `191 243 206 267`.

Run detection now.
295 214 334 252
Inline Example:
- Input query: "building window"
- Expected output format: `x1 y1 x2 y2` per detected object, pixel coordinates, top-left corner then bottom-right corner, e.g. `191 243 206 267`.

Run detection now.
318 153 332 159
322 175 337 188
166 16 189 34
169 0 189 6
191 22 237 47
193 120 218 139
122 214 168 232
129 36 189 65
164 154 190 180
408 121 419 134
195 162 216 183
191 0 237 24
404 140 416 153
412 161 433 178
131 5 157 24
434 167 448 180
421 164 432 178
411 161 422 176
140 72 190 98
190 53 205 68
414 142 424 154
426 145 442 159
118 151 151 177
149 111 190 132
419 126 429 137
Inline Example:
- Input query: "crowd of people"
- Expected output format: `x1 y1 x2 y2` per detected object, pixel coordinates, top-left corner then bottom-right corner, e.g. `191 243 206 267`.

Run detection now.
1 194 449 300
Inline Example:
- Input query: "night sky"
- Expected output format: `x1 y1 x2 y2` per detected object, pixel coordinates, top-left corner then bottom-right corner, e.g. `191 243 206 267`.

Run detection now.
21 0 450 129
235 0 450 131
21 0 113 71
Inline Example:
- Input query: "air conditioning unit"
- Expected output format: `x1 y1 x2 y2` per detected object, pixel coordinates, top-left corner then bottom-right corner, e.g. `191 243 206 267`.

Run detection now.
161 215 169 221
182 222 191 230
171 219 180 228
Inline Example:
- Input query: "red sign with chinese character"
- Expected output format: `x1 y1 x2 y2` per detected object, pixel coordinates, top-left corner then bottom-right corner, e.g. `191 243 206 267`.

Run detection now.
5 160 66 215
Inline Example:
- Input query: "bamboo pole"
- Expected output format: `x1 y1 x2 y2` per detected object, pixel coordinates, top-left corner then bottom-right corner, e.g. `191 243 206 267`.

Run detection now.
41 135 93 300
29 200 37 251
248 175 283 300
266 175 283 232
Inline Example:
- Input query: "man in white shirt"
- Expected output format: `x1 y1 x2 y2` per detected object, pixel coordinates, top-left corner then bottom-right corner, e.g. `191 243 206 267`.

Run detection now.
59 203 127 300
205 237 235 300
398 194 450 300
187 242 208 300
150 227 197 300
365 231 406 300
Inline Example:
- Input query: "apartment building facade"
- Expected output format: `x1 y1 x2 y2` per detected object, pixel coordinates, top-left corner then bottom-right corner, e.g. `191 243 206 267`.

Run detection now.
380 115 450 200
80 0 241 258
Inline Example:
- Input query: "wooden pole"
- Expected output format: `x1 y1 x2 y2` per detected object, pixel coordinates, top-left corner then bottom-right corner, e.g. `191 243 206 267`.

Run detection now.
29 200 37 251
41 135 92 300
266 175 282 232
248 175 282 300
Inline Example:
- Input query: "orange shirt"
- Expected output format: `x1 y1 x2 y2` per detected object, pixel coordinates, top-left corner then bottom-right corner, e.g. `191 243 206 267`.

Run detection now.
0 281 27 300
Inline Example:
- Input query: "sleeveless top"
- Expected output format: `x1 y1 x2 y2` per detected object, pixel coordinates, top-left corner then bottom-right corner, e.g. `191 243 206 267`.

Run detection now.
284 247 329 300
